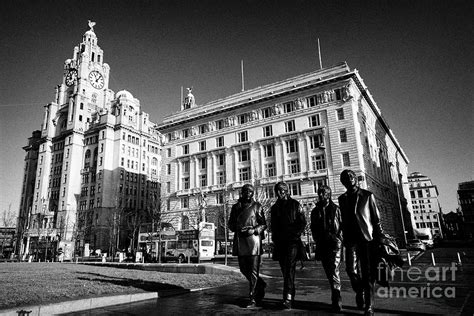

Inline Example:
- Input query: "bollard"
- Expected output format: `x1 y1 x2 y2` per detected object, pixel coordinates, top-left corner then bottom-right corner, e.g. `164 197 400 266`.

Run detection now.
75 257 78 264
407 253 412 266
431 253 436 266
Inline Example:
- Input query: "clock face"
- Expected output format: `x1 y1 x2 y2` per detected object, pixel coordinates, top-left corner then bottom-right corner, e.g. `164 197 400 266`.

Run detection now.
88 70 104 89
65 69 77 86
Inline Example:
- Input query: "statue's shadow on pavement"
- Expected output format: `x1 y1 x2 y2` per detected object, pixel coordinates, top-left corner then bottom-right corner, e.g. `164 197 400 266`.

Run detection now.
76 273 186 295
232 297 435 315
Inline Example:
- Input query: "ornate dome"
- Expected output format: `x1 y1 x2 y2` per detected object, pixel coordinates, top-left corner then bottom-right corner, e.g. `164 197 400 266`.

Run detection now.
115 90 134 100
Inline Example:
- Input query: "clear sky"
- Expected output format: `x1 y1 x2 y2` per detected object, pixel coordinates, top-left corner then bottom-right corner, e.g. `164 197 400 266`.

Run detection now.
1 0 472 221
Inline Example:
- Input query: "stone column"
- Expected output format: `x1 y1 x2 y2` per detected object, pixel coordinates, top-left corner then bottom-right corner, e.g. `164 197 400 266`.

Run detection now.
207 153 213 187
275 138 284 177
298 133 308 173
250 142 257 181
176 159 181 190
191 156 197 188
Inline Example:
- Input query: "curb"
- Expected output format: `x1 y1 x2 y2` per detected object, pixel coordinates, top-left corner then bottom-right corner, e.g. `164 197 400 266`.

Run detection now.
0 292 158 316
0 263 243 316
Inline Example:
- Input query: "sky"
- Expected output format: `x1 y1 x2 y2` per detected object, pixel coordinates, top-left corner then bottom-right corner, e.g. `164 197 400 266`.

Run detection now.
1 0 473 222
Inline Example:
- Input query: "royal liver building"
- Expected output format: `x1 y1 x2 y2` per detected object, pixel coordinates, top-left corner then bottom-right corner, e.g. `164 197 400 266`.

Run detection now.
17 23 161 260
18 22 413 260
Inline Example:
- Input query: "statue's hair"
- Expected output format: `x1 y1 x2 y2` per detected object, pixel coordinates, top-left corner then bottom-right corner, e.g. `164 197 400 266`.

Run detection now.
242 183 254 191
274 182 289 195
340 169 357 180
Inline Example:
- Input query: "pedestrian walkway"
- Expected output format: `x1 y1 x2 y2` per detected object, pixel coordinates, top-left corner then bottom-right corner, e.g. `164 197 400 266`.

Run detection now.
2 252 473 316
66 257 473 315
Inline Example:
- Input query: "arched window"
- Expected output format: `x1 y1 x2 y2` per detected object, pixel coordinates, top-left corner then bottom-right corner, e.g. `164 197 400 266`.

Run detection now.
93 148 98 167
182 216 189 230
152 157 158 166
84 149 91 168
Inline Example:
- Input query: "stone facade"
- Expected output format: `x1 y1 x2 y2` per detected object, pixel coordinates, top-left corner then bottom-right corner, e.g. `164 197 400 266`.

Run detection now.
158 63 411 245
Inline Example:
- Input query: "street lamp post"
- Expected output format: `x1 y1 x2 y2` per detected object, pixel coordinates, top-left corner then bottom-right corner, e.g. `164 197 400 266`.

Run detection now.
390 161 407 246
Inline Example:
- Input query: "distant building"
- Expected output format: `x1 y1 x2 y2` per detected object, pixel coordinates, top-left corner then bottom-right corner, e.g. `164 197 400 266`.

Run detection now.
443 210 464 239
458 180 474 238
157 62 412 247
0 227 16 259
408 172 444 238
17 23 161 260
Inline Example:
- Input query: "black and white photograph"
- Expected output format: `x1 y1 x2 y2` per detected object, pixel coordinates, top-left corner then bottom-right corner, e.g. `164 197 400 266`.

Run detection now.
0 0 472 315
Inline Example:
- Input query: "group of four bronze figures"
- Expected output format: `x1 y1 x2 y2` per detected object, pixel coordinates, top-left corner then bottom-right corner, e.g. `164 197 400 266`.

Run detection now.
228 169 387 316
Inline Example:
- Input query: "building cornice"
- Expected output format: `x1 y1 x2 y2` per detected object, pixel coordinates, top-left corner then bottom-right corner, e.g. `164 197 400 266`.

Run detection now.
157 62 351 130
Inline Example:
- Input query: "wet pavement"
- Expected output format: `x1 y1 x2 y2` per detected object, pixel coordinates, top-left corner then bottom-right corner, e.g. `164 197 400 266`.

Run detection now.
65 247 474 315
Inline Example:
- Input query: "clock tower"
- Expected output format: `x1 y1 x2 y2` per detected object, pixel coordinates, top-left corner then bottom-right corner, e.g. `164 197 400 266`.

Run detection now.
60 20 112 132
34 21 115 255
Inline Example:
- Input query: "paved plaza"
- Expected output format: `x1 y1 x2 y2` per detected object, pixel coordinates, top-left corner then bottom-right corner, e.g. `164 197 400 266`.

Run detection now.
2 247 473 316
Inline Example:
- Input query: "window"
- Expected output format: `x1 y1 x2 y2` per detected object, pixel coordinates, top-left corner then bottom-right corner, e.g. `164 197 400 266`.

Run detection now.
265 163 276 177
238 114 249 125
311 155 326 170
167 148 171 157
263 144 274 157
286 139 298 153
309 114 320 127
183 160 190 173
217 171 226 185
285 120 295 132
263 125 273 137
336 108 345 120
183 177 190 189
181 197 189 208
217 154 225 166
238 131 248 142
417 190 423 198
166 164 171 175
216 136 224 147
309 134 324 149
199 141 206 151
288 159 300 173
410 191 415 198
238 149 250 162
262 107 273 118
342 152 351 167
283 101 295 113
216 120 224 130
183 129 190 138
313 178 327 193
199 124 207 134
306 95 317 107
216 193 224 204
182 144 189 155
264 186 275 199
288 182 301 196
199 157 207 169
239 167 251 181
199 174 207 187
339 129 347 143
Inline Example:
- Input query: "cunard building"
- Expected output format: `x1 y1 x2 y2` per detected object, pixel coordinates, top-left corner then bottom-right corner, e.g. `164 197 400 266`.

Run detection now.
17 23 161 260
158 63 413 248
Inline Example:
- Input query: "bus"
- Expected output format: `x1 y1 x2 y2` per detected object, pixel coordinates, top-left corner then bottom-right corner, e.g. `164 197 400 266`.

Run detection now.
138 222 215 263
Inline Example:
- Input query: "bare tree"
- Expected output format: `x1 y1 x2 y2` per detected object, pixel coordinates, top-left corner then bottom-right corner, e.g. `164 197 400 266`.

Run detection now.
1 204 17 227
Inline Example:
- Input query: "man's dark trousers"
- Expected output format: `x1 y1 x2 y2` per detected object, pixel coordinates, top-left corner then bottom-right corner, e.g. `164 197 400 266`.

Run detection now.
278 241 298 300
345 241 377 310
238 255 265 301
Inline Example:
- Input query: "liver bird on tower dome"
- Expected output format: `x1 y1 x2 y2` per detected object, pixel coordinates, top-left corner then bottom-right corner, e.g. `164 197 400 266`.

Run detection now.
88 20 96 32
